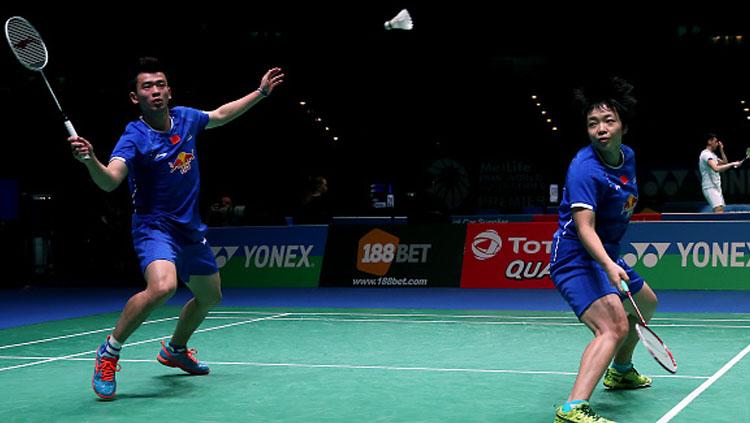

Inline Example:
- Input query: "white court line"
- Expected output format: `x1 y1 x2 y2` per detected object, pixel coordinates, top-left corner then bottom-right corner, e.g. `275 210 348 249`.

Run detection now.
656 342 750 422
0 316 180 350
205 316 750 329
652 318 750 323
211 311 580 320
0 355 710 379
210 311 750 323
644 324 750 329
207 317 584 326
0 313 289 373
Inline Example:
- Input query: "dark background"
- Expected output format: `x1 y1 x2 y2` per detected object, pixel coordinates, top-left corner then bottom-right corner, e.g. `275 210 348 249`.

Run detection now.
2 5 750 285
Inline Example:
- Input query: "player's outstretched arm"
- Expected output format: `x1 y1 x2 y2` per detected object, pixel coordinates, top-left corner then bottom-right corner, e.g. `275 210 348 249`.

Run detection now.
708 158 743 173
206 67 284 129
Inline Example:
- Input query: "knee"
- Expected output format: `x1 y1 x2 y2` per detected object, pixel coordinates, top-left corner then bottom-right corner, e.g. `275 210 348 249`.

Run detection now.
597 315 630 345
638 286 659 318
649 294 659 311
147 279 177 302
615 320 631 342
207 289 222 308
198 289 222 308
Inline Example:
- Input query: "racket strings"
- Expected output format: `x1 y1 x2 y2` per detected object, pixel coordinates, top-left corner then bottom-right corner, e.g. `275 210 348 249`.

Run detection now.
5 18 47 70
636 325 677 372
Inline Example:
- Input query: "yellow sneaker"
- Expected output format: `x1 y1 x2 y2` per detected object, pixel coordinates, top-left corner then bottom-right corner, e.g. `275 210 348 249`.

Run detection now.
603 366 652 390
554 403 615 422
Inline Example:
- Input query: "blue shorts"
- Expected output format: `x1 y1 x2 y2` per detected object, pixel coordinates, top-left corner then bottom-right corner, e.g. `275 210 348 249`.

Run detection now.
132 219 218 283
551 238 644 318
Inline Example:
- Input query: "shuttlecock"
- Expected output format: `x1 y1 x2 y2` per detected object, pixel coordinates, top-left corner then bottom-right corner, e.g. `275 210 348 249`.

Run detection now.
384 9 413 31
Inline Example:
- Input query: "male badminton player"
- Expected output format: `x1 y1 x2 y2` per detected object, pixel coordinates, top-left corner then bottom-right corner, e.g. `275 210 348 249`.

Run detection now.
70 57 283 400
699 133 743 213
549 77 658 423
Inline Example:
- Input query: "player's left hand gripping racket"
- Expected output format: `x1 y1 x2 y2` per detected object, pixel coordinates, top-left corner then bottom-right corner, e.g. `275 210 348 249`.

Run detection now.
4 16 89 159
620 280 678 373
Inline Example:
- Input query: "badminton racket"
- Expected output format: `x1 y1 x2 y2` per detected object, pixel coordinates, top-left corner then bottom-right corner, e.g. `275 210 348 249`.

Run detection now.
730 148 749 168
4 16 89 159
620 280 677 373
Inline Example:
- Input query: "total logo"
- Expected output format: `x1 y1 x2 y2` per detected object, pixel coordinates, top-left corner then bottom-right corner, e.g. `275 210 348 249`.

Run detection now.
471 230 502 260
470 230 553 280
356 229 432 276
470 231 552 261
622 242 670 268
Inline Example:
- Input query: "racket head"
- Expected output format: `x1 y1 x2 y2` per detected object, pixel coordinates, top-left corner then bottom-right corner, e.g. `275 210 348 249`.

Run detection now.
4 16 48 71
635 323 678 374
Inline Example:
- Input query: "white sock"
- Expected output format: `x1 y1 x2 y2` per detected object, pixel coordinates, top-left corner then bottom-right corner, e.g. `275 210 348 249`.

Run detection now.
105 335 123 357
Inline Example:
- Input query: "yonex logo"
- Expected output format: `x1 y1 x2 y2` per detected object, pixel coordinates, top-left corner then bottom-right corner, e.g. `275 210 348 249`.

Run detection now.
212 245 313 269
625 241 750 269
13 38 38 49
642 170 687 197
471 230 502 260
211 246 240 268
622 242 670 268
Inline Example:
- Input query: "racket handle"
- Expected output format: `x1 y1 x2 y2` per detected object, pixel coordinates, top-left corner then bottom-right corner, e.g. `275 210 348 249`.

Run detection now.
621 280 647 324
65 119 91 161
64 119 77 137
620 280 630 292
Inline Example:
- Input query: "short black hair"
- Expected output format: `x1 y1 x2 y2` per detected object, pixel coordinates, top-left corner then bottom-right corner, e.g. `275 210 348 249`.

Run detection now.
130 56 168 91
705 132 718 142
573 76 637 125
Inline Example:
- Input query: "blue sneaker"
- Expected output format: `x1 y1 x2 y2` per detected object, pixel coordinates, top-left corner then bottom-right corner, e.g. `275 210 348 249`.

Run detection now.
92 343 120 400
157 341 210 375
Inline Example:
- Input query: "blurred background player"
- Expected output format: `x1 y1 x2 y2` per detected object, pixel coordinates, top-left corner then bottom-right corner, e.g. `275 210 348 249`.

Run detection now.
699 133 744 213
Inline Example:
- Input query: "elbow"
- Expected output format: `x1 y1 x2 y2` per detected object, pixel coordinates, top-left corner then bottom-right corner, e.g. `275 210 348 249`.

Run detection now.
100 181 120 192
213 114 231 127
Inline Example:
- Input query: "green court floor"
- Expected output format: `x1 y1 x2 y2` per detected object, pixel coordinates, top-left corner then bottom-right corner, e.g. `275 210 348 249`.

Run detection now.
1 307 748 422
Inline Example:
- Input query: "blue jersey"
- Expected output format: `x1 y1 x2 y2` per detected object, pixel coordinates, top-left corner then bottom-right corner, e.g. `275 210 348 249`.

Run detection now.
110 106 209 234
554 144 638 252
